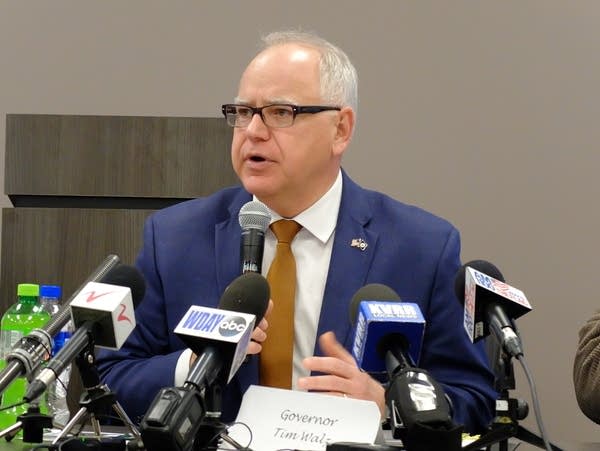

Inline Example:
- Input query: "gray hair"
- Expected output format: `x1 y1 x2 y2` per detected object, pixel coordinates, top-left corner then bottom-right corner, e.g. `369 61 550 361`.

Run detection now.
261 30 358 114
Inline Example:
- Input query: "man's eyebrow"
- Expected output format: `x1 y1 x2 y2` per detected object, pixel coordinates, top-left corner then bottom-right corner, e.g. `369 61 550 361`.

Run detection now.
232 97 297 105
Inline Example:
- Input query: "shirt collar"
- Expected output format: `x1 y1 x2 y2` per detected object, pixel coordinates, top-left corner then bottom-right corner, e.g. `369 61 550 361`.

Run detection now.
254 170 343 244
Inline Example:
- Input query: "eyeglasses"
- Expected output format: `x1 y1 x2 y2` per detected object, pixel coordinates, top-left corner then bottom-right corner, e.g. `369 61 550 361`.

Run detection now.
221 103 341 128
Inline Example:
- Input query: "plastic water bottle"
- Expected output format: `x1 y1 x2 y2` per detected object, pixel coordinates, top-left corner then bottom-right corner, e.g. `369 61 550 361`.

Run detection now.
39 285 72 427
0 283 51 430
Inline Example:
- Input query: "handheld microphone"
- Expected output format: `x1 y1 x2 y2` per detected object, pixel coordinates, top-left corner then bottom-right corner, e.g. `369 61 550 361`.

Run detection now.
140 272 270 451
239 200 271 274
454 260 531 357
0 254 121 396
349 284 458 448
180 272 270 390
24 264 145 403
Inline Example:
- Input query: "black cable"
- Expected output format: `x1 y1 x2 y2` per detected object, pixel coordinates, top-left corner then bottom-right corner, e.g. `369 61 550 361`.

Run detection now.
217 421 253 450
0 400 27 412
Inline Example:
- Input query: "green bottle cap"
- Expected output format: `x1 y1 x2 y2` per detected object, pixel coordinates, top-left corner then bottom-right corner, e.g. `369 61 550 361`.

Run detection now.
17 283 40 297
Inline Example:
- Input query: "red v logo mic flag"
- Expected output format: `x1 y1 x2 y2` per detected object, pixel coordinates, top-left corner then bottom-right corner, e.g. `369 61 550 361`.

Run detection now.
70 281 136 349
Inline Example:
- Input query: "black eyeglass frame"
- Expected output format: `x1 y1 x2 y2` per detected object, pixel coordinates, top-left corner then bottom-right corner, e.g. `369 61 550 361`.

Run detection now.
221 103 342 128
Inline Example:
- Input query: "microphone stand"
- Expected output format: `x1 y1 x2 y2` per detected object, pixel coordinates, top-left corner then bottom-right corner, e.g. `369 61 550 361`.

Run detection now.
0 402 53 443
0 255 120 397
193 383 246 451
52 335 141 448
462 341 562 451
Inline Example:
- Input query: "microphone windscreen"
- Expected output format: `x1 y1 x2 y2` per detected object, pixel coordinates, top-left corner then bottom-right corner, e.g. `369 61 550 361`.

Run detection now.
349 283 401 325
101 264 146 307
238 201 271 232
219 272 270 323
454 260 505 305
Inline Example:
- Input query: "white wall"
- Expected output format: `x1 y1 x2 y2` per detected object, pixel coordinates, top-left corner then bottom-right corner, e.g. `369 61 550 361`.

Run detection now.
1 1 599 447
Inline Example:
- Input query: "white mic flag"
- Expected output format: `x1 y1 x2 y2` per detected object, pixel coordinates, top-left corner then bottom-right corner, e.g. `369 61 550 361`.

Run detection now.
174 305 255 384
463 266 531 343
70 281 136 349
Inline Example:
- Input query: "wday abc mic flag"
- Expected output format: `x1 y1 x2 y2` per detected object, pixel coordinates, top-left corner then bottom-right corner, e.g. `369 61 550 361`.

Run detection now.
174 304 255 385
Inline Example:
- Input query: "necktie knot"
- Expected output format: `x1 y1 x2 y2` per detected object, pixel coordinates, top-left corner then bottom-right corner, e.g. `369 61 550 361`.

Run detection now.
270 220 301 244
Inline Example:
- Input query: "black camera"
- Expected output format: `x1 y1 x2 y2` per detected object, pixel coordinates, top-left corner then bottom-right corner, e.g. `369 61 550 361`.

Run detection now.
140 387 205 451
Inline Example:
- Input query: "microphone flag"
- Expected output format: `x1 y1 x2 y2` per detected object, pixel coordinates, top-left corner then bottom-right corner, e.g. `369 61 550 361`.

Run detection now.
352 301 425 374
174 305 255 384
463 266 532 343
69 281 136 350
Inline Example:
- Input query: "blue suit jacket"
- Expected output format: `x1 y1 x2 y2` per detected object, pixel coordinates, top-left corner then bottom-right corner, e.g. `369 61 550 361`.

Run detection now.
97 172 496 432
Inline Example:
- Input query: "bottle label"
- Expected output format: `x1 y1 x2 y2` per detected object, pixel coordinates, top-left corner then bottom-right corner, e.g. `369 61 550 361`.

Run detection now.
0 330 23 359
52 329 72 356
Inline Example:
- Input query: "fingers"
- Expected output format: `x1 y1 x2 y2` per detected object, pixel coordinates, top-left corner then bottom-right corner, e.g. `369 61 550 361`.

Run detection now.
301 331 359 381
318 331 357 366
298 331 386 417
246 299 272 355
298 365 385 417
246 328 266 354
251 323 267 344
246 341 263 355
298 373 352 394
264 298 274 319
302 355 355 378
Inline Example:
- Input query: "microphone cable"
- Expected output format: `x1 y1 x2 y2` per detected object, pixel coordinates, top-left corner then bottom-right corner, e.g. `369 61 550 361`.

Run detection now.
516 354 552 451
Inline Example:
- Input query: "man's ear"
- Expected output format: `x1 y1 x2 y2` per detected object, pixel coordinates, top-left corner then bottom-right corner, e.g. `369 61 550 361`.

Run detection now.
332 107 355 157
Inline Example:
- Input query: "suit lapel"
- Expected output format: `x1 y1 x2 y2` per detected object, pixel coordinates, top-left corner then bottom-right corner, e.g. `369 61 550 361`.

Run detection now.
315 172 378 354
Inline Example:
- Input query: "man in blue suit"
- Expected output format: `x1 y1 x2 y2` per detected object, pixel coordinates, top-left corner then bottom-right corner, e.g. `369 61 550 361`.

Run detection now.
97 30 496 433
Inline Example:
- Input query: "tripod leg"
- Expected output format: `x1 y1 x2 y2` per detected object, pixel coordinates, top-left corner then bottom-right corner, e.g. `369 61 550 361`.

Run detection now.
515 426 563 451
0 421 22 441
89 413 101 436
52 406 88 445
112 400 141 440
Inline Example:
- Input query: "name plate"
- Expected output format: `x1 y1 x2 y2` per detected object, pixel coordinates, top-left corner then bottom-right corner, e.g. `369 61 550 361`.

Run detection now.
227 385 381 450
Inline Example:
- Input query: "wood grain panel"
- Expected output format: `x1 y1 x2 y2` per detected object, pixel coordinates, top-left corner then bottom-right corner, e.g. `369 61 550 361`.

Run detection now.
5 114 237 198
0 208 153 311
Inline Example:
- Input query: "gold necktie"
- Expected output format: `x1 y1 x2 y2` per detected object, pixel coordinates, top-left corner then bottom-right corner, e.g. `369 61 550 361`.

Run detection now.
260 219 302 389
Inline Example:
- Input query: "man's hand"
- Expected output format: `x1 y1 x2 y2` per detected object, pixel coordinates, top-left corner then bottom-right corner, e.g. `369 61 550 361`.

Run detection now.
247 299 272 354
189 299 273 368
297 331 386 417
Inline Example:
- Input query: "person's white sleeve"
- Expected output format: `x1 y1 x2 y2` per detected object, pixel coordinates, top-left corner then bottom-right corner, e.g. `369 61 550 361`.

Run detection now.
174 348 194 386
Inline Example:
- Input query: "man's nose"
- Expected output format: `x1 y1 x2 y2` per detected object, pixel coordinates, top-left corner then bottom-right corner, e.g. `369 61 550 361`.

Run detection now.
245 112 270 138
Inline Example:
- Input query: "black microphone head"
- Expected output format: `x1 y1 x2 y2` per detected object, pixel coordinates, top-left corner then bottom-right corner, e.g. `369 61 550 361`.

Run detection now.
100 264 146 307
219 272 270 323
453 259 505 305
349 283 401 325
238 201 271 232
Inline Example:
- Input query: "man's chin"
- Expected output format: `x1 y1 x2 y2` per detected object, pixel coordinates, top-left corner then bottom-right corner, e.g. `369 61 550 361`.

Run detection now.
240 175 275 194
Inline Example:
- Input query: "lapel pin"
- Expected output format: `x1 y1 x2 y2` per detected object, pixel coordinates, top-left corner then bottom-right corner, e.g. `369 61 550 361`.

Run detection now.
351 238 368 251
